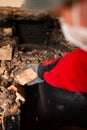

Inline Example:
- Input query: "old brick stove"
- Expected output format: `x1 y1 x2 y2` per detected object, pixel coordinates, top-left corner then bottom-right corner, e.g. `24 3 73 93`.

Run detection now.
0 7 81 130
0 7 62 130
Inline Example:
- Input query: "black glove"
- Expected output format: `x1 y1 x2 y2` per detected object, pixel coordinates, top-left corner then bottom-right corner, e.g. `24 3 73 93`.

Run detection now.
27 58 60 86
38 58 60 80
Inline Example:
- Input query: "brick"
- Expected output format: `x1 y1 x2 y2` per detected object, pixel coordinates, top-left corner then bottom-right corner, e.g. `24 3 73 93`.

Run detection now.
0 45 12 60
0 36 18 47
8 85 18 92
0 28 13 37
16 92 25 103
15 68 38 85
3 28 13 37
0 67 6 75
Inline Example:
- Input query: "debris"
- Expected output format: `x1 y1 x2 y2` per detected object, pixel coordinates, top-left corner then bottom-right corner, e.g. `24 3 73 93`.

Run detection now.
7 85 18 92
2 28 13 37
0 45 12 61
0 67 6 75
16 92 25 104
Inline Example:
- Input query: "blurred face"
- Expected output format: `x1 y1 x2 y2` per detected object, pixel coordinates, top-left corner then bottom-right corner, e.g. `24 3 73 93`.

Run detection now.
79 0 87 28
50 0 87 28
49 0 87 51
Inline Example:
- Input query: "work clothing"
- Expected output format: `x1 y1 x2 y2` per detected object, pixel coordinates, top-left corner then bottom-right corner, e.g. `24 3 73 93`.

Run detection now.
38 48 87 93
25 83 87 129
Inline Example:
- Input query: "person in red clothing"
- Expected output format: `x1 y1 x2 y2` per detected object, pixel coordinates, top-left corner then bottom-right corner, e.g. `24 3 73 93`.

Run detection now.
22 0 87 128
22 0 87 93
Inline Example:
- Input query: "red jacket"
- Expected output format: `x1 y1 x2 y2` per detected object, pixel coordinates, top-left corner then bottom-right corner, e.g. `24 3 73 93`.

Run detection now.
41 49 87 93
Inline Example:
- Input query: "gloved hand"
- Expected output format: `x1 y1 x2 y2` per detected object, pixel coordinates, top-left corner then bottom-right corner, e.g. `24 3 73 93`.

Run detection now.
26 57 60 85
38 58 60 80
27 64 44 86
14 58 60 86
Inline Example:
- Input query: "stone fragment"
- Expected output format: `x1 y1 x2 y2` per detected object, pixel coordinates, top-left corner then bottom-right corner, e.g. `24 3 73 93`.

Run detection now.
0 28 13 37
0 67 6 75
14 68 38 85
8 85 18 92
0 45 12 60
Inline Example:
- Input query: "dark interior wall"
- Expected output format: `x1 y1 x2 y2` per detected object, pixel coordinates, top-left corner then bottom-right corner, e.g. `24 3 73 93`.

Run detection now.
13 17 60 46
16 21 45 44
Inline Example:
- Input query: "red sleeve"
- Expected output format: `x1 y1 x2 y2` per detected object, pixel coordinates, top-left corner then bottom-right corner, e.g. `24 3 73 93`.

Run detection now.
43 49 87 93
